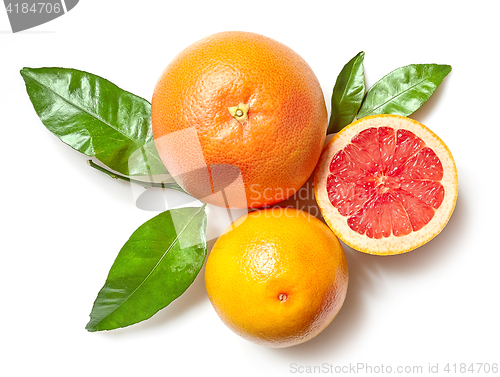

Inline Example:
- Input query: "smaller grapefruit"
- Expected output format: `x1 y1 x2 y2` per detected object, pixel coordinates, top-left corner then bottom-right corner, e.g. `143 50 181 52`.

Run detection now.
204 208 348 348
314 114 458 255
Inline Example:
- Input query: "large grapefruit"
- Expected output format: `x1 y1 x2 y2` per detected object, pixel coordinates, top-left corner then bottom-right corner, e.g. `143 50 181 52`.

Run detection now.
314 115 458 255
151 31 327 208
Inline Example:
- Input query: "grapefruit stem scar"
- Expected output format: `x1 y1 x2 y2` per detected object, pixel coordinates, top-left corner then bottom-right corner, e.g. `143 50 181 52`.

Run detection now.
228 102 250 124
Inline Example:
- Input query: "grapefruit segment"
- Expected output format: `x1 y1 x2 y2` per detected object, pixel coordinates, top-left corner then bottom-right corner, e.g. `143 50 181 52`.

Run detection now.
378 127 397 173
398 147 444 181
315 114 458 255
329 149 370 182
326 174 374 217
399 180 445 209
349 127 381 173
393 189 435 232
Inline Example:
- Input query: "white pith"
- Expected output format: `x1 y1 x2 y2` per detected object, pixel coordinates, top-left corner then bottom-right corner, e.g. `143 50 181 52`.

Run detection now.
314 115 458 255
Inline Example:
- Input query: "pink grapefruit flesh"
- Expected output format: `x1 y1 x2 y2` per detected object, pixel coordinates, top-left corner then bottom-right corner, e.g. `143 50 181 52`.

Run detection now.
314 115 458 255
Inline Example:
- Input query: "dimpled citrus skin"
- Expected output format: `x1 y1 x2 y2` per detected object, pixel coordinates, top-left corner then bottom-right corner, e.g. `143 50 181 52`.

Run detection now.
151 31 327 208
205 208 348 348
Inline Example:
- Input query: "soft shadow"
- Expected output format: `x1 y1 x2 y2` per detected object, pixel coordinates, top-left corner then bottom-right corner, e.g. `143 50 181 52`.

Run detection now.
98 238 218 336
270 189 467 360
134 186 199 211
135 188 167 211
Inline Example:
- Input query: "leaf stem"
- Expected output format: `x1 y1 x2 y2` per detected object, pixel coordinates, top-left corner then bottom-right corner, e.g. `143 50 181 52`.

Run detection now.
87 160 187 193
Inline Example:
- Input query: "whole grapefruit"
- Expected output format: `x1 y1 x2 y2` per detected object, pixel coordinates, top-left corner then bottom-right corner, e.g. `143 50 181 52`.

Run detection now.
151 31 327 208
205 208 348 348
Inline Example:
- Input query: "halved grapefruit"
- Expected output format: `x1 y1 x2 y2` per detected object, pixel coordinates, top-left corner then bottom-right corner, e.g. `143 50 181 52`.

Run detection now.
314 114 458 255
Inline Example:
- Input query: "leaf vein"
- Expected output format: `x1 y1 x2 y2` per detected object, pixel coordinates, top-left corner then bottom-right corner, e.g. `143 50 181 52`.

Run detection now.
94 205 206 325
364 66 448 115
24 70 162 165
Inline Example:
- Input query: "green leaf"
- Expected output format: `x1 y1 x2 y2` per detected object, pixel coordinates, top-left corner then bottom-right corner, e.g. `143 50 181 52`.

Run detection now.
20 67 168 176
357 64 452 118
328 51 366 134
86 205 207 332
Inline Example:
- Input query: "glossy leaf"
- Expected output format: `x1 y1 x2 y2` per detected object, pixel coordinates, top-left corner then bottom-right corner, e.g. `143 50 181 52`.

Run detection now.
358 64 452 118
20 67 168 176
86 205 207 332
328 51 366 134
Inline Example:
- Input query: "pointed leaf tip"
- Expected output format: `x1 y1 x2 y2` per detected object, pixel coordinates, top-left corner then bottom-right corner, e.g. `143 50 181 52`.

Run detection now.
86 206 208 332
328 52 366 134
21 67 168 176
357 63 452 119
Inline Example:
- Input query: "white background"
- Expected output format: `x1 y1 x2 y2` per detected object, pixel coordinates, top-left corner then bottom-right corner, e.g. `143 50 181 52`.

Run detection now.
1 1 499 376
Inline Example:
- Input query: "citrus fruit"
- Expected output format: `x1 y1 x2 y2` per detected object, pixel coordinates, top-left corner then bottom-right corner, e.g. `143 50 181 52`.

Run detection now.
151 31 327 208
204 208 348 348
314 114 458 255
